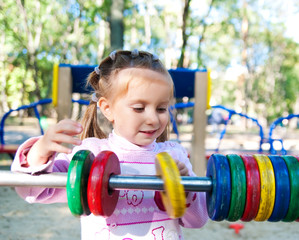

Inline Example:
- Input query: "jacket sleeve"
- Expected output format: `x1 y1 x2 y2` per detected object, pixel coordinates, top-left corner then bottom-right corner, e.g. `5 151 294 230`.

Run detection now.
170 143 209 228
11 137 105 204
10 137 71 204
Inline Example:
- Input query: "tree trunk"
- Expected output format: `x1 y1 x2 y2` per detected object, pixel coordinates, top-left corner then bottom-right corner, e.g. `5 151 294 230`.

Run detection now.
177 0 191 68
109 0 125 50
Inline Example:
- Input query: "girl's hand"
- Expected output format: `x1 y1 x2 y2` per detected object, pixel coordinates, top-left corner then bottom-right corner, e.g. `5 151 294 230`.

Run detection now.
175 159 190 198
175 159 189 176
26 119 83 167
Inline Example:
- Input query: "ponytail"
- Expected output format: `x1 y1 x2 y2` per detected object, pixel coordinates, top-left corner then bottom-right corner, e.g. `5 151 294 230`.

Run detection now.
80 71 107 140
80 102 106 140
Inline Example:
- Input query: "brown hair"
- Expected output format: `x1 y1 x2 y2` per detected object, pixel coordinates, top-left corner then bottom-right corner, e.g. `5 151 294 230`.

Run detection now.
80 50 174 142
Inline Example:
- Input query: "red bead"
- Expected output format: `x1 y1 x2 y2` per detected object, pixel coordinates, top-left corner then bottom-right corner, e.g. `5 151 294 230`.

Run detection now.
240 155 261 221
87 151 120 217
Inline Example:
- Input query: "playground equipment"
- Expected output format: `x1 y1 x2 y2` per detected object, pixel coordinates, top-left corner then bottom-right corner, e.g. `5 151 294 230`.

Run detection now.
268 114 299 155
1 150 299 222
173 103 265 154
0 99 52 157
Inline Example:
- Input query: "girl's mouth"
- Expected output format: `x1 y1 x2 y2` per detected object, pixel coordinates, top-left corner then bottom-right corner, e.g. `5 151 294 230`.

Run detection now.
140 130 157 135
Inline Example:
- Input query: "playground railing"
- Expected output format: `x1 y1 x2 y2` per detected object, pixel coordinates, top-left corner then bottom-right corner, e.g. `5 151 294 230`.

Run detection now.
72 99 89 105
268 113 299 155
211 105 265 153
0 99 53 145
0 98 91 157
0 98 53 157
172 102 265 154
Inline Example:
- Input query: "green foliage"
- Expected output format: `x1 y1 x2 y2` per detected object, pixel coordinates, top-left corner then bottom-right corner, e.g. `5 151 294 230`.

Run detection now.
0 0 107 110
0 0 298 124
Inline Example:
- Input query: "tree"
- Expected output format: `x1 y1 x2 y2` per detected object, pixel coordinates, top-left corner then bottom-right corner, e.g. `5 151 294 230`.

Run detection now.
0 0 110 110
1 0 46 107
240 0 299 122
1 0 298 123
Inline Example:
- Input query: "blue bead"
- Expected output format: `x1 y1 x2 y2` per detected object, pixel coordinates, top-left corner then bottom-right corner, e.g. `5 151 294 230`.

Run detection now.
268 155 290 222
206 154 231 221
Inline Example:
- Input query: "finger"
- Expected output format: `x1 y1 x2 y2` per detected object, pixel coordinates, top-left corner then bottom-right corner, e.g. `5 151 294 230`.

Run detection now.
174 159 180 165
174 160 189 176
51 133 82 146
52 122 83 135
175 160 185 170
180 168 189 176
49 142 73 154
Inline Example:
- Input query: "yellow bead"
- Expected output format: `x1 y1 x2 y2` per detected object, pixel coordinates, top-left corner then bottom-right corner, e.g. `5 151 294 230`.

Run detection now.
253 154 275 221
155 152 186 218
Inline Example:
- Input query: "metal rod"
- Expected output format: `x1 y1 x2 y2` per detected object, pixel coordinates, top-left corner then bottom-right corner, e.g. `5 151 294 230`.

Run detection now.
109 175 212 192
0 170 212 192
0 171 67 188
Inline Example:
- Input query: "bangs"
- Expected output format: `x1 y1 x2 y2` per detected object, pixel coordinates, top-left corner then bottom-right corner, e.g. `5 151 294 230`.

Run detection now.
111 68 174 104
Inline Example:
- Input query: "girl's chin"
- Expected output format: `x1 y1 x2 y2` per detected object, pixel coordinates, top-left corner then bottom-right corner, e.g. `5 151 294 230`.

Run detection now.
134 138 156 146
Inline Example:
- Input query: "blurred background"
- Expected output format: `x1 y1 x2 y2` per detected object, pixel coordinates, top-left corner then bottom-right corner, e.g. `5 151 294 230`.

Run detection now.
1 0 299 156
1 0 299 123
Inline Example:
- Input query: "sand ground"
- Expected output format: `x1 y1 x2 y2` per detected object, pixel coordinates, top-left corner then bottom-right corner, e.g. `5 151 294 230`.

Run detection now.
1 185 299 240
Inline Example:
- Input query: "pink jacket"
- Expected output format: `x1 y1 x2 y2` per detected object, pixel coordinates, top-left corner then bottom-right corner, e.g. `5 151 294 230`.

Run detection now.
11 132 208 240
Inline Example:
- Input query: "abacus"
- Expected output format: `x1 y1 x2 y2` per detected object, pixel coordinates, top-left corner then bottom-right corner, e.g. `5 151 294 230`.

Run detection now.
1 150 299 222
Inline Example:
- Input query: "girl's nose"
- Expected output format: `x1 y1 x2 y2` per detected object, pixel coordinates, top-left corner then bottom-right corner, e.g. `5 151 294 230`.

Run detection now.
146 110 159 125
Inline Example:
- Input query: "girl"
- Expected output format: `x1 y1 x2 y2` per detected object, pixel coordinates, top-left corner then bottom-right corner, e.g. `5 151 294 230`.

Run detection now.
11 50 208 239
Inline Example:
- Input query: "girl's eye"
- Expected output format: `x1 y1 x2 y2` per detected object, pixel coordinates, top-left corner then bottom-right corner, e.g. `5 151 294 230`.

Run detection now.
133 107 144 113
157 107 167 113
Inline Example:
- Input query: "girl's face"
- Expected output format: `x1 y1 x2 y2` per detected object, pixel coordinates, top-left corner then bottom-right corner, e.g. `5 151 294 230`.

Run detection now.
101 68 172 146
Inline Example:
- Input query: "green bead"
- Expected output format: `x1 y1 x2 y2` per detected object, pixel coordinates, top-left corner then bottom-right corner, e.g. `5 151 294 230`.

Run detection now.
282 156 299 222
67 150 93 216
226 154 246 221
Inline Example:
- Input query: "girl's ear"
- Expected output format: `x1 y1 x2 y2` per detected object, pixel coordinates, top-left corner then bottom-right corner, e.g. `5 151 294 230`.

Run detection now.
98 97 114 122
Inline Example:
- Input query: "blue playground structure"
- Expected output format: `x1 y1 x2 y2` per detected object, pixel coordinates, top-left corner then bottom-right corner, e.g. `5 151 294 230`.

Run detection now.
172 102 265 153
0 98 53 146
268 114 299 155
58 64 206 98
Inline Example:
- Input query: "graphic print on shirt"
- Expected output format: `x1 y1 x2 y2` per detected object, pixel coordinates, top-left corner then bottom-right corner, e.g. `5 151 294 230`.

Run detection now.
186 193 197 208
119 190 126 198
152 226 165 240
125 190 144 206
